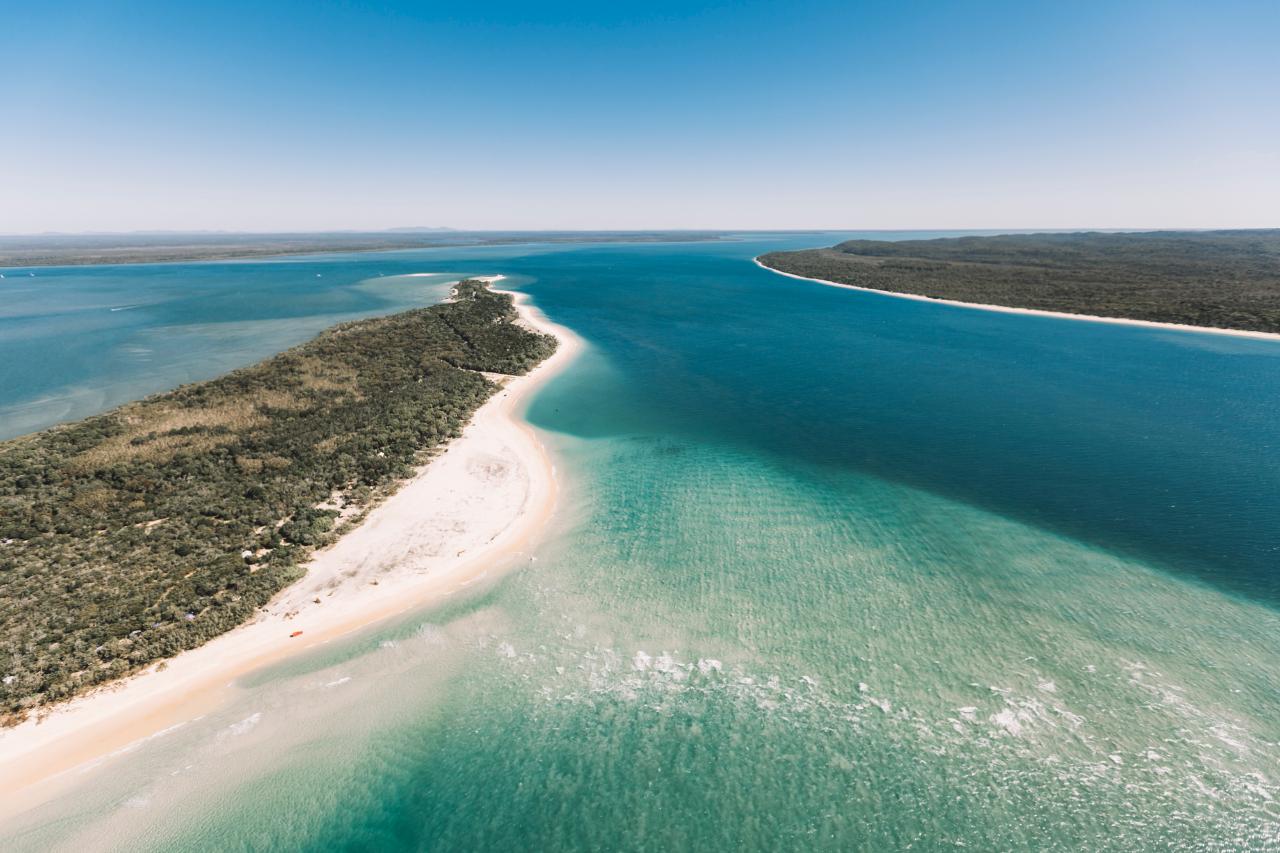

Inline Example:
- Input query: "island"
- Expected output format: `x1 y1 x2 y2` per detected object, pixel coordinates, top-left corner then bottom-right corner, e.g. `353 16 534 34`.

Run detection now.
757 229 1280 335
0 280 558 725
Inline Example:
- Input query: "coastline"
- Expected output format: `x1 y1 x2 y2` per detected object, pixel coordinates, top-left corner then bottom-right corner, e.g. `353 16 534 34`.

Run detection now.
0 233 728 270
0 277 582 821
753 257 1280 342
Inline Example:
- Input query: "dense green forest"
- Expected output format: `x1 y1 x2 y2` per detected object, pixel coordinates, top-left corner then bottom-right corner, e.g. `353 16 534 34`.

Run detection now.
759 230 1280 333
0 281 556 723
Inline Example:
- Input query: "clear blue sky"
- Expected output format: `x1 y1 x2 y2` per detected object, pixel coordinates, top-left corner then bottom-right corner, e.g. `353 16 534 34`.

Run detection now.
4 0 1277 232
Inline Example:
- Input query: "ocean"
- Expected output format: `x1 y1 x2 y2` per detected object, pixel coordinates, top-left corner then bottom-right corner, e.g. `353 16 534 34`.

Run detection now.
3 235 1279 850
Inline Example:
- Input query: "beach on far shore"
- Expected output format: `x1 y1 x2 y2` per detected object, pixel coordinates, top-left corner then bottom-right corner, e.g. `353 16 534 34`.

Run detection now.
0 277 582 821
754 257 1280 342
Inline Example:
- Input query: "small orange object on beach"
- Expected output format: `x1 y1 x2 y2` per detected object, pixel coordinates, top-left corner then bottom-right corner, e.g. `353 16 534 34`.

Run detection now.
290 631 304 638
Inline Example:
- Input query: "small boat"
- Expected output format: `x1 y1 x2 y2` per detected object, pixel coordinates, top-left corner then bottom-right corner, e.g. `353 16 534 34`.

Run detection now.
290 630 304 638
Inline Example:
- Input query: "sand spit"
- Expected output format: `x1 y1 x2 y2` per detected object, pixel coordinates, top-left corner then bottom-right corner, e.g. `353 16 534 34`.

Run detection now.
0 276 582 819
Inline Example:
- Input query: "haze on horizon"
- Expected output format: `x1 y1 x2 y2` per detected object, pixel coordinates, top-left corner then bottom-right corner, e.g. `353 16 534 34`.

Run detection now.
4 0 1277 234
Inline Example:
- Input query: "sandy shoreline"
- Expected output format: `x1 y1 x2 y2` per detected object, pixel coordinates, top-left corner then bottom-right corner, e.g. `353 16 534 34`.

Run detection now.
754 257 1280 342
0 277 582 821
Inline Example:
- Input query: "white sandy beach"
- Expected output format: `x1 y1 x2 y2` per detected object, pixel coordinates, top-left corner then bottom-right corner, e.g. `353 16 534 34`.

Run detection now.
754 257 1280 342
0 277 581 820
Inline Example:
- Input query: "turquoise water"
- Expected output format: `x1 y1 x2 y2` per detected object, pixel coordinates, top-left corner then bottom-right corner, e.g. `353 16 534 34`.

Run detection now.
4 237 1280 850
0 259 467 439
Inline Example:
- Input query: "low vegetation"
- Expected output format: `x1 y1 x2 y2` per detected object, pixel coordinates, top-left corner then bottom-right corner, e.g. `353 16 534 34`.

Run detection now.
0 281 556 723
759 230 1280 333
0 230 724 267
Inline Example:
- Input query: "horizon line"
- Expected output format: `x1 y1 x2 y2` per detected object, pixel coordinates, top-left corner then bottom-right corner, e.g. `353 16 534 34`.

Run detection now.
2 225 1278 239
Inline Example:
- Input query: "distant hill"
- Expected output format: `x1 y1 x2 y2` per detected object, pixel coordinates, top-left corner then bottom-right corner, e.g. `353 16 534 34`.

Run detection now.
758 229 1280 335
384 226 456 233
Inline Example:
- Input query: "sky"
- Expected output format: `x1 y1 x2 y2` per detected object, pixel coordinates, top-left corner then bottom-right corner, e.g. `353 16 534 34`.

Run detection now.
3 0 1278 232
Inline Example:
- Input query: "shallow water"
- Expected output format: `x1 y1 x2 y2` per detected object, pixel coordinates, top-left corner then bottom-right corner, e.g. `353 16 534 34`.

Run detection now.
4 237 1280 850
0 260 464 439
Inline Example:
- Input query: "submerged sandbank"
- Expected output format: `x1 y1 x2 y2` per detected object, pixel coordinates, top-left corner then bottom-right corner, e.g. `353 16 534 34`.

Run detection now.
754 257 1280 342
0 277 582 820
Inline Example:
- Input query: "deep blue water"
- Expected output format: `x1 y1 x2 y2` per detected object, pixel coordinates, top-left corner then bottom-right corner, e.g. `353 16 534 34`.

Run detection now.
517 240 1280 603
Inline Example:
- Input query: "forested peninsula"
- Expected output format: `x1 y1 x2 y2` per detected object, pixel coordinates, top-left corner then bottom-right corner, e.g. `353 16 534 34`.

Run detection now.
0 281 556 723
758 230 1280 334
